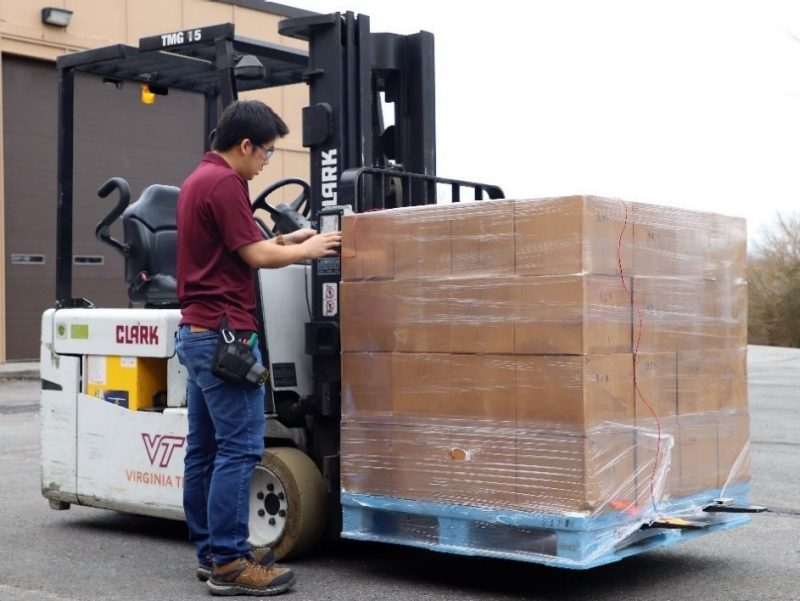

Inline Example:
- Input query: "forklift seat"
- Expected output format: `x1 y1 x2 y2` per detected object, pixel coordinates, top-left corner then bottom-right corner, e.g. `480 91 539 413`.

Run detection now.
122 184 180 307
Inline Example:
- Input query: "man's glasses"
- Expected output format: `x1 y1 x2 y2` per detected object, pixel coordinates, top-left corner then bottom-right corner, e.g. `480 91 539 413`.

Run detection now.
255 143 275 160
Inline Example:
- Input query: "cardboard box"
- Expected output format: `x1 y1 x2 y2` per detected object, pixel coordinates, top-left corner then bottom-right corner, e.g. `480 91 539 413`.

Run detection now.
341 280 454 353
677 348 747 414
340 281 397 352
634 416 680 504
635 277 747 352
343 197 746 283
633 205 746 280
632 276 717 352
633 203 710 278
340 422 402 497
392 280 452 353
515 274 632 355
390 353 517 420
450 354 517 420
452 199 516 277
342 277 515 354
341 352 393 415
341 210 395 281
713 278 748 349
405 423 517 508
710 214 747 281
516 354 634 428
516 428 637 513
340 420 518 509
369 353 520 420
717 411 751 487
633 353 678 424
515 195 634 277
393 205 452 279
392 353 453 416
677 414 718 495
448 277 515 354
344 423 637 514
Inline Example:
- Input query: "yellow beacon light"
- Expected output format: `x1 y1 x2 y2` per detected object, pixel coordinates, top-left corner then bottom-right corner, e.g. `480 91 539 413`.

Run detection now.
141 83 155 105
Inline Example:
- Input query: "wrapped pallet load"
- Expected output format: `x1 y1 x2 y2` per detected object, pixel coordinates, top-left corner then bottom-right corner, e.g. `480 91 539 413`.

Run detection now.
338 196 749 568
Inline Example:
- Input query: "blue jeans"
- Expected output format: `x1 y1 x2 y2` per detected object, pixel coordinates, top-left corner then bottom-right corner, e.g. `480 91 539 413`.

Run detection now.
175 325 266 566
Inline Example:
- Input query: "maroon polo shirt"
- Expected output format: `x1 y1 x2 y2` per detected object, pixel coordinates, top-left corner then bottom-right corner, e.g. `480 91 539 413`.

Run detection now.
177 152 263 331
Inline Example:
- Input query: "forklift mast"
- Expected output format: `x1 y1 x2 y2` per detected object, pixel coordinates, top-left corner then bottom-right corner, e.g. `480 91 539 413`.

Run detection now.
279 13 439 487
280 12 436 214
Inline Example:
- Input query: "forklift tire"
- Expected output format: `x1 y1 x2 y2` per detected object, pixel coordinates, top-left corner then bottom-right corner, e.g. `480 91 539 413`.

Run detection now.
248 446 327 561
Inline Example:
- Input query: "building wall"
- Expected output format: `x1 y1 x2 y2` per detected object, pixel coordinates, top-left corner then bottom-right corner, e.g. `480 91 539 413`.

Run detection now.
0 0 310 362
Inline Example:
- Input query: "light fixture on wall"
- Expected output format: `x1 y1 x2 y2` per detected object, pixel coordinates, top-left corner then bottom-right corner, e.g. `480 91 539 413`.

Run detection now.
41 7 73 28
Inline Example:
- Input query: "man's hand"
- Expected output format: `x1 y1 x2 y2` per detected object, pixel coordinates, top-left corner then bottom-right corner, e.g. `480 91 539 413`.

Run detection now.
239 230 341 268
282 228 316 245
300 231 341 258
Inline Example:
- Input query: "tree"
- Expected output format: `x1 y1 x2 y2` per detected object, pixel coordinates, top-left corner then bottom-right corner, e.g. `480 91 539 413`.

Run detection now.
748 213 800 347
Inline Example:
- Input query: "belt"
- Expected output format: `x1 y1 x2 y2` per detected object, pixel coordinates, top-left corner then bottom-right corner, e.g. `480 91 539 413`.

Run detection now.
188 324 257 338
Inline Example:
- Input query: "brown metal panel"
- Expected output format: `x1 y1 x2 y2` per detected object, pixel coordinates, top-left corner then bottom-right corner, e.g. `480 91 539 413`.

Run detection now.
3 56 58 361
3 55 203 360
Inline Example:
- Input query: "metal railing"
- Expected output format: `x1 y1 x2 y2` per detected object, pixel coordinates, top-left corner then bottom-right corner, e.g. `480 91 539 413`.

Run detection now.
339 167 505 213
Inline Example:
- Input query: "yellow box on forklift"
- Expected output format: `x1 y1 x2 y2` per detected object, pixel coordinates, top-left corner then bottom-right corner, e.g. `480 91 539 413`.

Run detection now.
86 355 167 410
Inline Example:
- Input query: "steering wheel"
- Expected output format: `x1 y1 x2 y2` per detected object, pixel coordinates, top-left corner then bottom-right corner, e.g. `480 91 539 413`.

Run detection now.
251 178 311 236
253 215 274 239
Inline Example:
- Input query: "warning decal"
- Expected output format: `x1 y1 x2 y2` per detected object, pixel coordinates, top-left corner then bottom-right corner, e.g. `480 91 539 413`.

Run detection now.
322 282 338 317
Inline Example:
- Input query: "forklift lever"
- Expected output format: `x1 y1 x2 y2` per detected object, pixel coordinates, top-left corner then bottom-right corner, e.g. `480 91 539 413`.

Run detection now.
95 177 131 256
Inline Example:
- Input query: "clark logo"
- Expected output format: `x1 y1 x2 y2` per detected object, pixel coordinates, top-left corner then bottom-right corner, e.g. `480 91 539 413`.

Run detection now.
116 324 159 345
141 433 186 467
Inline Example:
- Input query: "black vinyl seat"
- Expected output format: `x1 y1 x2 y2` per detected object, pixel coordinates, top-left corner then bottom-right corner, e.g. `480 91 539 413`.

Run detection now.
123 184 180 307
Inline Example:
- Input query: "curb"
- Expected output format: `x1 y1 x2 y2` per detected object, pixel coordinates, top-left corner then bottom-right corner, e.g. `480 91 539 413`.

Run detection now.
0 370 40 380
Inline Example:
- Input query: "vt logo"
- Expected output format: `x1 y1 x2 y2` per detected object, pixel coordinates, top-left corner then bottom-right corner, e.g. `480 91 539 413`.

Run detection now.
141 433 186 468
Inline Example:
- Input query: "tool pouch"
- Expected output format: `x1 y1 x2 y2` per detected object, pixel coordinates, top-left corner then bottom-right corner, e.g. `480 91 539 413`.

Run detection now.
211 316 269 388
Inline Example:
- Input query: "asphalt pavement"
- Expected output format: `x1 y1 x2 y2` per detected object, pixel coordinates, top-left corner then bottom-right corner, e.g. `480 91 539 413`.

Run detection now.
0 345 798 601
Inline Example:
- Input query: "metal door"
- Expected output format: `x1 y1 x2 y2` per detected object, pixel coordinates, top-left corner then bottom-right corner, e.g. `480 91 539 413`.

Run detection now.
3 55 203 359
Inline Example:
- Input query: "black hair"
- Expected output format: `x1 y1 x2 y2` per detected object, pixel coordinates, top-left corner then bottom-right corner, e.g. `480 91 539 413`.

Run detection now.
212 100 289 151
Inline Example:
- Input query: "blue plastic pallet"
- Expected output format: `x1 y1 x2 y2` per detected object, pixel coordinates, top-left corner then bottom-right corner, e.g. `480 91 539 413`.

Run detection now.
341 484 751 569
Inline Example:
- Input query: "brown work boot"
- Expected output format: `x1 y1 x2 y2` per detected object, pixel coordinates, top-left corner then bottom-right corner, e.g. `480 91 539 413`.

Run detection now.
251 546 276 568
207 556 295 596
196 556 213 582
198 549 274 583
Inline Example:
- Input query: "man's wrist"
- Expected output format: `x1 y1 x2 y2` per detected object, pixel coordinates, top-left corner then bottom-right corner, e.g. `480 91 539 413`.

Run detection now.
276 234 285 246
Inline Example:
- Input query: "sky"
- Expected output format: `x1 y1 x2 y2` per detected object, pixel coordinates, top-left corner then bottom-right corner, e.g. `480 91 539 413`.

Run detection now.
287 0 800 245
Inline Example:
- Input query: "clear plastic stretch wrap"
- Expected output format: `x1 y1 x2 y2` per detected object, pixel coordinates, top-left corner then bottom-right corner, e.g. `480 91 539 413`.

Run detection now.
338 195 749 568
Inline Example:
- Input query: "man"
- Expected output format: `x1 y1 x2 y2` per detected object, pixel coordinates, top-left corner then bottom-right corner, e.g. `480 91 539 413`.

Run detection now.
175 100 340 596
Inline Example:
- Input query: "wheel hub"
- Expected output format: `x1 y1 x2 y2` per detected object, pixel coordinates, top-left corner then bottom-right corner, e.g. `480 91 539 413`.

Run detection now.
248 465 289 547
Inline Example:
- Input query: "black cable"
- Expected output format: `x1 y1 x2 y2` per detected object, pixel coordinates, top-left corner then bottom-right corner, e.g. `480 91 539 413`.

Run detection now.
304 262 312 321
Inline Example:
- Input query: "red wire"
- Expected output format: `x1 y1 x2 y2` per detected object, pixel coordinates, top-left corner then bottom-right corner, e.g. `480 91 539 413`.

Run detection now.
616 201 663 517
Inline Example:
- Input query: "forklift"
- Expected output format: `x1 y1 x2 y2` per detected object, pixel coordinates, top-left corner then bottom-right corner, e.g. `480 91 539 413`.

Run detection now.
40 13 503 559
